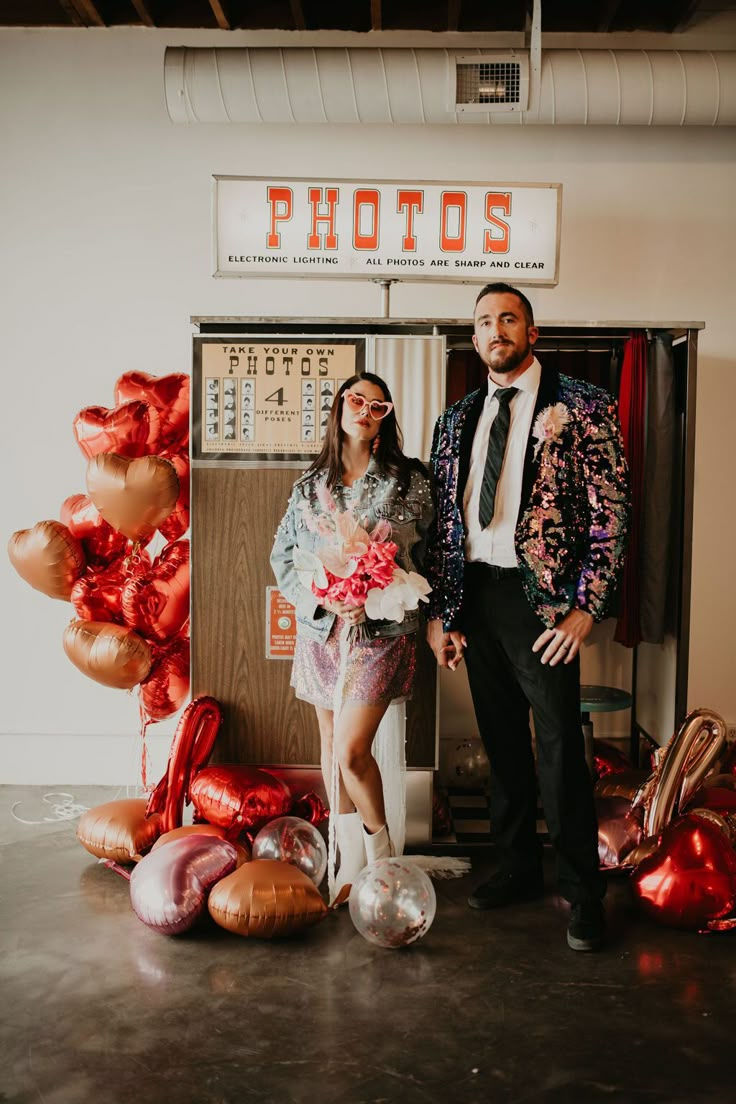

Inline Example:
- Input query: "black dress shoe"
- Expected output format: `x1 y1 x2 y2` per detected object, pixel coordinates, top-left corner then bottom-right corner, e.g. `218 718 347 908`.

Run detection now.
467 872 544 910
566 901 605 951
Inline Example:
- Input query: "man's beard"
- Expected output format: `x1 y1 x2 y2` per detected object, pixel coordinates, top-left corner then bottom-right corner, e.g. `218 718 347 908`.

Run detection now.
486 338 531 374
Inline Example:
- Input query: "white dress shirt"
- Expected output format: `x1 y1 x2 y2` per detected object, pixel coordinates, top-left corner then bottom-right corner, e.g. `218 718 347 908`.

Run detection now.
463 357 541 567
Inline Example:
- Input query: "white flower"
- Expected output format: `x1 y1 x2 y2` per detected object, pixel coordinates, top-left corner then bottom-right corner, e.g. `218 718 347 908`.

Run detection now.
364 569 432 623
316 509 371 578
532 403 571 460
293 546 328 591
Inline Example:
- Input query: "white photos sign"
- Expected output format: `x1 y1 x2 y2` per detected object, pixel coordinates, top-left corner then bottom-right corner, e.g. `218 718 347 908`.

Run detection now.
214 177 561 285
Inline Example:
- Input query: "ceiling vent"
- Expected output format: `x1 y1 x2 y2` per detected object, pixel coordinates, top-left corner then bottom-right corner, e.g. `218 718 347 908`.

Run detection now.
454 52 529 113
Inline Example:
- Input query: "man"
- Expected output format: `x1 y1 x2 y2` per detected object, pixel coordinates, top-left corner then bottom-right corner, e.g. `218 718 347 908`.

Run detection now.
426 283 629 951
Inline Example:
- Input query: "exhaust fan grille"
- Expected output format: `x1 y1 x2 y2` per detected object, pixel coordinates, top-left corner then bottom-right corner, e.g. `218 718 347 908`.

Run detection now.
455 54 529 113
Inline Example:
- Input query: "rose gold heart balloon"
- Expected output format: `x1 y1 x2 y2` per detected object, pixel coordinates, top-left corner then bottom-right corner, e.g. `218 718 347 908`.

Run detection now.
8 520 86 600
73 400 161 460
208 859 327 939
130 834 238 935
139 635 190 721
61 493 129 566
115 372 189 451
77 799 162 863
71 551 151 624
632 812 736 929
86 454 179 543
122 539 190 642
63 619 153 689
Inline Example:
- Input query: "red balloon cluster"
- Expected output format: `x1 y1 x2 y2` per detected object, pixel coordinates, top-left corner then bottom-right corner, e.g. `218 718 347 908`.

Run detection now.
7 371 191 718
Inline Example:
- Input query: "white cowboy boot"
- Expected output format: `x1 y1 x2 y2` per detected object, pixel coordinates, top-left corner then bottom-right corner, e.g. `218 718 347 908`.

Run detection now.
363 823 394 863
331 812 366 906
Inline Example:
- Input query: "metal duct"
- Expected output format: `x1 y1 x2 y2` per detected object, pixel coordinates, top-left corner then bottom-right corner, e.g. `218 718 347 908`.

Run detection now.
164 46 736 126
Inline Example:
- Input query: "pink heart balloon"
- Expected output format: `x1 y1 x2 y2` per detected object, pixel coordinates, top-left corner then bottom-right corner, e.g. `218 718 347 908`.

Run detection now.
129 834 239 935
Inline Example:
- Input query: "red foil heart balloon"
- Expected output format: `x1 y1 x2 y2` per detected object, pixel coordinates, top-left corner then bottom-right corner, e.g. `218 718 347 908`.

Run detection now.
632 812 736 929
115 372 189 451
86 454 179 543
8 520 86 600
158 452 190 541
73 400 161 460
61 493 130 567
130 834 239 935
191 765 292 834
121 539 190 642
140 635 190 721
71 551 152 624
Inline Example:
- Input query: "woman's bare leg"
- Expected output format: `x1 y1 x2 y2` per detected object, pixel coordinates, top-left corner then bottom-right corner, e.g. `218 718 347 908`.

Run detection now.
314 706 354 813
334 701 391 833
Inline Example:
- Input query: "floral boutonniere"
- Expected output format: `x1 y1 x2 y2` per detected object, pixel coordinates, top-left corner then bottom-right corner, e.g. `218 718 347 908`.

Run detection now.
532 403 571 460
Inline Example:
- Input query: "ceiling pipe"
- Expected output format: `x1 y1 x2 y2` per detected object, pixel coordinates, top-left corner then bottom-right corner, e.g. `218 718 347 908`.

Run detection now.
164 46 736 126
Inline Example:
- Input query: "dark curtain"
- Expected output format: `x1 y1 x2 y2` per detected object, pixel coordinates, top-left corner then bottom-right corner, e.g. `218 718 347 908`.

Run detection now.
615 332 648 647
639 334 677 642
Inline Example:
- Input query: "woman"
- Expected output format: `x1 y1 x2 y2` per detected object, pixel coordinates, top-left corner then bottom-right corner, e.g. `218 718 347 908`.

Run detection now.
271 372 433 903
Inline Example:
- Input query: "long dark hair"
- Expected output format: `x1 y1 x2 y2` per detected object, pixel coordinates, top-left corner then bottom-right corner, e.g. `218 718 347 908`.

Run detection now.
302 372 425 494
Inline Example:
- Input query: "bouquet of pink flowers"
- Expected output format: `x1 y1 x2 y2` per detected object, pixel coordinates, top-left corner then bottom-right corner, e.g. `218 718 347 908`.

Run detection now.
293 482 431 639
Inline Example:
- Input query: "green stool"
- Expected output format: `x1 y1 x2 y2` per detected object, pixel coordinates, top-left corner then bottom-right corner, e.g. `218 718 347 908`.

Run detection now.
579 684 633 771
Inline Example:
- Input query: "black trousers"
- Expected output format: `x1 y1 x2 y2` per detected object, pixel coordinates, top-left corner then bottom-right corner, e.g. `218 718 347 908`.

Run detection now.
461 562 604 905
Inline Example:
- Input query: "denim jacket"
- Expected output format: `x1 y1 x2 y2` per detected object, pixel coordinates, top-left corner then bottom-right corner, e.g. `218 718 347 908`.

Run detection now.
270 458 434 644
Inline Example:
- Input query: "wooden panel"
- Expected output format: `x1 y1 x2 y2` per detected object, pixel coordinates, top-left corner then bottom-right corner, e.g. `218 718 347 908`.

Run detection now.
192 467 436 768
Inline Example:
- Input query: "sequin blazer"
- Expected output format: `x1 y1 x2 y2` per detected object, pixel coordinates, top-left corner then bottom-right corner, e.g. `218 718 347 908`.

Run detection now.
426 368 630 631
271 459 434 644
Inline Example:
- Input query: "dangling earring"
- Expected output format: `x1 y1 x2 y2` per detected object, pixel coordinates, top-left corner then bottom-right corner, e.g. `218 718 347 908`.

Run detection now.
371 433 380 456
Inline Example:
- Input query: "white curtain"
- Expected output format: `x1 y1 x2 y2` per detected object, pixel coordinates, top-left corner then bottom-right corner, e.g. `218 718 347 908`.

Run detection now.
373 336 445 462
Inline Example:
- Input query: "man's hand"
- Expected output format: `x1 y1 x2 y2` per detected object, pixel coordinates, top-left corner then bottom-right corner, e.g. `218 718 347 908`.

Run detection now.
427 618 467 671
532 608 593 666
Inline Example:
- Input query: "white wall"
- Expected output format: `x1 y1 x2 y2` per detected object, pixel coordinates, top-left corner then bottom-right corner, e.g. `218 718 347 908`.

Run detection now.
1 28 735 782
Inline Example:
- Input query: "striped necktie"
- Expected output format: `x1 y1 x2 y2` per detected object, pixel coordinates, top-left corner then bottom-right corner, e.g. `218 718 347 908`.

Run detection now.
478 386 517 530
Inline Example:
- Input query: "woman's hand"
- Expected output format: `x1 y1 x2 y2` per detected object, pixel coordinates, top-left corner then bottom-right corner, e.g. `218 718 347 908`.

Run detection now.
321 598 366 627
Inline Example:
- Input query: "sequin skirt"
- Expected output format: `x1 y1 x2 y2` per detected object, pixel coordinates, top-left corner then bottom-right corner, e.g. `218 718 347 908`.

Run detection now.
291 620 417 710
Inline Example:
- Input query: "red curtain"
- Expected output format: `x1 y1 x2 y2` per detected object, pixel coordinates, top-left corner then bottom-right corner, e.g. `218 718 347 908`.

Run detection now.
615 332 647 647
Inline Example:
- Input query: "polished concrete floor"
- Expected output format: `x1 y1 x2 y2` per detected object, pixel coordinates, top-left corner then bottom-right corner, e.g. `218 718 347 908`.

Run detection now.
2 785 735 1104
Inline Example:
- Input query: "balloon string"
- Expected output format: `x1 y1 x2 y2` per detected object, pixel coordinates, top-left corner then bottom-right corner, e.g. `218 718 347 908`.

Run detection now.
10 792 89 825
139 703 152 791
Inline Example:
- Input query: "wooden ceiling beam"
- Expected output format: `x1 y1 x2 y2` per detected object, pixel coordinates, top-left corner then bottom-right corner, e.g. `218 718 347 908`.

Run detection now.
129 0 155 27
664 0 701 33
57 0 84 26
371 0 382 31
290 0 306 30
448 0 461 33
208 0 231 30
59 0 105 25
596 0 623 33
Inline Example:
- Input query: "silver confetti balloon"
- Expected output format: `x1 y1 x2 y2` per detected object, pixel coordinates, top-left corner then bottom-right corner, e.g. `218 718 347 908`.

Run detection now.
349 857 437 949
252 815 327 886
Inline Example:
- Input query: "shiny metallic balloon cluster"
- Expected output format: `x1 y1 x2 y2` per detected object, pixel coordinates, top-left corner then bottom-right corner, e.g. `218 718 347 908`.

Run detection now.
593 707 736 930
7 371 191 720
